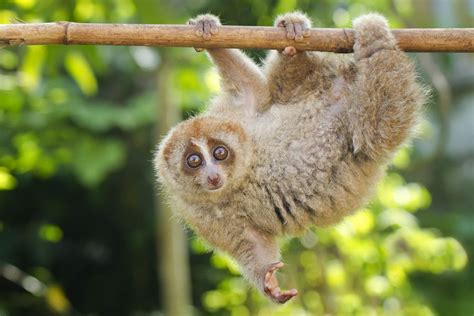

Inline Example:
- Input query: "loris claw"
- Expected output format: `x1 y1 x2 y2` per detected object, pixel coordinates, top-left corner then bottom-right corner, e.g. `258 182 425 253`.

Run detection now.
155 12 426 304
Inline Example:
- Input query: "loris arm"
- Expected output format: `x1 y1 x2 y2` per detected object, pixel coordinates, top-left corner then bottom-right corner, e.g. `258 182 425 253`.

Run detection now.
263 12 337 104
228 226 298 304
189 15 270 112
193 214 297 303
344 14 426 161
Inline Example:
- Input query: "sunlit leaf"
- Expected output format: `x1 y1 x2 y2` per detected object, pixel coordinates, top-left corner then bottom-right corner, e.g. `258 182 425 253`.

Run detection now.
204 69 220 94
0 50 19 69
386 264 407 286
203 290 227 311
64 51 98 96
326 260 346 288
210 253 240 275
0 167 17 190
336 293 362 314
190 237 209 254
0 89 25 113
348 208 375 235
38 224 63 243
19 46 46 93
392 147 411 169
13 133 42 173
302 291 323 313
378 208 419 230
365 275 391 297
73 0 104 21
0 10 15 24
14 0 36 9
112 0 136 20
45 285 70 314
230 305 250 316
47 88 69 105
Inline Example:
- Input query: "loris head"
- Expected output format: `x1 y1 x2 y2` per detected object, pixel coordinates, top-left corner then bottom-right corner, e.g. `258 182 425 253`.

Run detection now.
155 116 254 202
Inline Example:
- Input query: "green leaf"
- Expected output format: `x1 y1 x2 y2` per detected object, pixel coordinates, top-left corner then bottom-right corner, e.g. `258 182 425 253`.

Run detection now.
64 51 98 96
70 137 125 187
0 167 17 190
19 46 46 93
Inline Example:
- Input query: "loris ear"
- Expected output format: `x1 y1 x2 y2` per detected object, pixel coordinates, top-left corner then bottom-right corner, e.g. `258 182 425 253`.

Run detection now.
207 49 271 112
155 126 185 176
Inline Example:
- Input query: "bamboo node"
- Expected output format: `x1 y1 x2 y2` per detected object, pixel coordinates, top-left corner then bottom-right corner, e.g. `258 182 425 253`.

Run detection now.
57 21 71 45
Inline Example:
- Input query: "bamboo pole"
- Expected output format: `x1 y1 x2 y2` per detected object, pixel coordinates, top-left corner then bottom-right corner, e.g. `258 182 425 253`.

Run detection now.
0 22 473 52
155 55 192 316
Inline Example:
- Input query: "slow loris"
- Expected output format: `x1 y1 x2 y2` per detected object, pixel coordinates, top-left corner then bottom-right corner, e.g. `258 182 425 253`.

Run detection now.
155 12 426 303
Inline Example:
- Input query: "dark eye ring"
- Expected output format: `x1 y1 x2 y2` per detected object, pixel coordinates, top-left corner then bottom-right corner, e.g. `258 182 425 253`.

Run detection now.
213 146 228 161
186 153 203 168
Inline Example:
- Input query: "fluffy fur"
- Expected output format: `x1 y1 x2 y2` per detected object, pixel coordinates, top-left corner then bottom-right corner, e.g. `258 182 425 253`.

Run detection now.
155 12 426 303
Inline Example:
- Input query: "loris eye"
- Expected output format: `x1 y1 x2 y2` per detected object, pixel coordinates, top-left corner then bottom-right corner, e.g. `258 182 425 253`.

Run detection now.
213 146 229 161
186 154 203 168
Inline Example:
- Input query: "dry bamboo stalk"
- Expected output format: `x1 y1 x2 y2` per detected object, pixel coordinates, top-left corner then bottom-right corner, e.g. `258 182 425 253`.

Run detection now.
1 22 473 52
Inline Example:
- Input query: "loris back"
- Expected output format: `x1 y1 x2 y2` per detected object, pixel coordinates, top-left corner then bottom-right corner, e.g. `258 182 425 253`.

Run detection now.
155 12 426 303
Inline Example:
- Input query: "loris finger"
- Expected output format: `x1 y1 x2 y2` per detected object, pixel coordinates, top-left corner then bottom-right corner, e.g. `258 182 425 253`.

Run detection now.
284 22 296 40
202 21 212 40
210 21 219 35
271 288 298 304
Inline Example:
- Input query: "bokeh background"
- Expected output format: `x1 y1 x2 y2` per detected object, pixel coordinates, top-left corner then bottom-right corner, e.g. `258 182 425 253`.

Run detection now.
0 0 473 315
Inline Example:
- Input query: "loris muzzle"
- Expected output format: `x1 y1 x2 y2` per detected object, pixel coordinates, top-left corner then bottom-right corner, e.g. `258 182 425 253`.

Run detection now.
154 12 426 303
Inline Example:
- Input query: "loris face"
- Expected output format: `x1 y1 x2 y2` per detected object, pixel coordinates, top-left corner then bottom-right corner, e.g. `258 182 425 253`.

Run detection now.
155 117 254 202
181 138 234 191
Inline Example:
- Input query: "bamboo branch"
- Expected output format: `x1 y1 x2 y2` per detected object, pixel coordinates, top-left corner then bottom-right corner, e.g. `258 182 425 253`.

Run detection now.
1 22 473 52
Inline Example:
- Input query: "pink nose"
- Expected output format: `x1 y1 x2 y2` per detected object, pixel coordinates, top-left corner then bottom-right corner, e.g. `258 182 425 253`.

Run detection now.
207 174 220 186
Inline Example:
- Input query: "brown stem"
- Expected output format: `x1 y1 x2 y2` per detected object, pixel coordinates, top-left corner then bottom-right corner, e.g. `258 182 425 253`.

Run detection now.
0 22 473 52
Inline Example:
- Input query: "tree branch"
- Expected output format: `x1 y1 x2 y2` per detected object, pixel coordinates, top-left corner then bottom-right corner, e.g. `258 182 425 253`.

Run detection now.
0 22 473 52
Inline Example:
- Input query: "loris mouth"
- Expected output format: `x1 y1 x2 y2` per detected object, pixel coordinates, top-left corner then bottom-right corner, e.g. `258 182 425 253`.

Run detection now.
206 182 223 191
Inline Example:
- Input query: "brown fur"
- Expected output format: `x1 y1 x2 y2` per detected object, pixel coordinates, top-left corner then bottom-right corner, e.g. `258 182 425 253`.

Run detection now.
154 12 427 303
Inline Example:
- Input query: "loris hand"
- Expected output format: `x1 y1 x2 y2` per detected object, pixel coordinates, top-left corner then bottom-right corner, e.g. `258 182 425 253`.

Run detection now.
274 11 311 56
188 14 220 52
264 262 298 304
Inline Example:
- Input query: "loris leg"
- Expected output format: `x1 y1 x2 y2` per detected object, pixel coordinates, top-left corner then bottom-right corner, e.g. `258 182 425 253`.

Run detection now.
346 14 426 161
189 14 270 111
264 12 336 104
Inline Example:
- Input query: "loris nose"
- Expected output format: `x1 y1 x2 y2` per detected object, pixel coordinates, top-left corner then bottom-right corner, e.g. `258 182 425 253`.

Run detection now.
207 174 220 186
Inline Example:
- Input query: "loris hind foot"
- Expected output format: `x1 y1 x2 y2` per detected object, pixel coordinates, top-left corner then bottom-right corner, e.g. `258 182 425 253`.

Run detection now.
353 13 398 60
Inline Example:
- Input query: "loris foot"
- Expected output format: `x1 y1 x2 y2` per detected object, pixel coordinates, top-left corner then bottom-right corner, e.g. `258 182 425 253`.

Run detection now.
274 11 312 56
188 14 220 51
352 13 397 60
263 262 298 304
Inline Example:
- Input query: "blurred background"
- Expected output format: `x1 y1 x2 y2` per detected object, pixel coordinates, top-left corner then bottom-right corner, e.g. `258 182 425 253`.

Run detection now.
0 0 473 315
